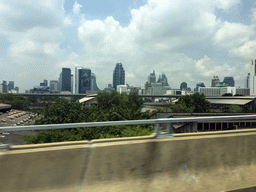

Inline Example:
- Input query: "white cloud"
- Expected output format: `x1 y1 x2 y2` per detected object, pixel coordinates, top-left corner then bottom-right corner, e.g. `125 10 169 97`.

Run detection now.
214 21 254 47
73 1 82 15
195 56 237 77
0 0 65 32
230 40 256 59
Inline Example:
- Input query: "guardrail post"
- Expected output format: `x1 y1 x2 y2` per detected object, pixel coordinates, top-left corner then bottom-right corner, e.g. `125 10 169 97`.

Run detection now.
166 123 173 135
154 123 160 137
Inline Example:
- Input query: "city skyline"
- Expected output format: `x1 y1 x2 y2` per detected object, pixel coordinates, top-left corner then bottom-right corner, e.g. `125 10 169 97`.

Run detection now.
0 0 255 92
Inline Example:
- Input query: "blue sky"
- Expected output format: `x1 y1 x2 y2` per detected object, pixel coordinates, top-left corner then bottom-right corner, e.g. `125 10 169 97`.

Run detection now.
1 0 256 92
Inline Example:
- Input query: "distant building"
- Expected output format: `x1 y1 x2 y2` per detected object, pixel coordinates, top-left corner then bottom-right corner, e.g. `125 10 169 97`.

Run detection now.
108 84 112 88
223 77 235 87
195 83 205 92
180 82 187 90
15 87 19 93
71 74 73 94
158 73 169 86
113 63 125 90
50 80 59 93
43 79 48 87
211 76 220 87
236 88 250 96
199 87 236 96
145 70 156 91
117 85 128 94
246 73 250 89
78 68 91 94
60 68 71 93
104 87 115 93
8 81 14 91
91 73 100 91
2 81 7 93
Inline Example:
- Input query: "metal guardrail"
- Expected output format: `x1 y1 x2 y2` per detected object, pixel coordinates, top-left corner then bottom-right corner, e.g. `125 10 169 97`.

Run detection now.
1 115 256 149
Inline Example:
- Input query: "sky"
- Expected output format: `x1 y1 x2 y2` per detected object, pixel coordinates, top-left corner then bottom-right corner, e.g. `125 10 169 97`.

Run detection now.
1 0 256 92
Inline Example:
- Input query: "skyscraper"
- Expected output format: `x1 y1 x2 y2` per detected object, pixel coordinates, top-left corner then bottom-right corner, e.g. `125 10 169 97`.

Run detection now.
8 81 14 91
223 77 235 87
43 79 48 87
250 59 256 95
50 80 59 93
60 68 71 92
78 68 91 93
180 82 187 90
91 73 100 91
246 73 250 88
211 76 220 87
113 63 125 90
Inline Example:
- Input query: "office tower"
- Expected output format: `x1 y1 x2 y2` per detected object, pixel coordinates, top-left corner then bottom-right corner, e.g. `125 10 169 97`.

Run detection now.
91 73 100 91
50 80 59 93
211 76 220 87
145 70 156 91
250 59 256 95
158 73 169 86
71 74 73 94
195 82 205 92
77 68 91 94
113 63 125 90
60 68 71 92
43 80 48 87
180 82 187 90
246 73 250 88
15 87 19 93
108 84 112 88
8 81 14 91
2 81 7 93
223 77 235 87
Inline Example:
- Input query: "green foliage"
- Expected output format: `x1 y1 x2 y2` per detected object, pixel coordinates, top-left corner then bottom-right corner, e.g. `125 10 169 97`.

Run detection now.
222 93 233 96
0 93 30 110
221 105 242 113
23 92 152 144
221 105 252 113
172 93 210 113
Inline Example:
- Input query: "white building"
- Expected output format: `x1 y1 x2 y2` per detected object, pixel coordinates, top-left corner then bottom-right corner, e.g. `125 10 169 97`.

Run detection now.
199 87 236 96
117 85 128 94
250 60 256 95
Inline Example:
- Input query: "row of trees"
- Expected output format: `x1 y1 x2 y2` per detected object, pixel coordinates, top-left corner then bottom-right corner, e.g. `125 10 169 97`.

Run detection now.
23 92 153 144
0 93 30 110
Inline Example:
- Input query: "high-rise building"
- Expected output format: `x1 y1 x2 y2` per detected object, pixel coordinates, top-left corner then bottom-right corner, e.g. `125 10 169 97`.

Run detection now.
195 82 205 92
113 63 125 90
60 68 71 92
2 81 7 93
78 68 91 94
43 79 48 87
71 74 73 94
50 80 59 93
250 59 256 95
180 82 187 90
8 81 14 91
91 73 100 91
158 73 169 86
145 70 156 91
211 76 220 87
223 77 235 87
246 73 250 88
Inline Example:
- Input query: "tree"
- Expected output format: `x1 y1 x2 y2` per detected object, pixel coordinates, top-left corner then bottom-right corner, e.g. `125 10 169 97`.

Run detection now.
222 93 233 96
171 93 210 113
23 92 153 144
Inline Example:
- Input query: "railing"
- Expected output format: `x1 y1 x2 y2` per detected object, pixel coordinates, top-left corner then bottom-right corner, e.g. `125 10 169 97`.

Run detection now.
1 115 256 149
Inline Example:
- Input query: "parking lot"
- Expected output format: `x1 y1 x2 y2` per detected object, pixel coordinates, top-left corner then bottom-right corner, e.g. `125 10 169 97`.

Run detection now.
0 109 40 145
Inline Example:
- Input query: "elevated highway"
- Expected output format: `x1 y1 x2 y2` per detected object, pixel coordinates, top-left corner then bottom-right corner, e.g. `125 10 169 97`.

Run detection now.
1 116 256 192
1 130 256 192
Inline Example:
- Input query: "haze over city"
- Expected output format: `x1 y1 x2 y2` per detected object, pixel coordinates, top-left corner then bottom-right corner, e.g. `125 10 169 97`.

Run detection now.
1 0 256 92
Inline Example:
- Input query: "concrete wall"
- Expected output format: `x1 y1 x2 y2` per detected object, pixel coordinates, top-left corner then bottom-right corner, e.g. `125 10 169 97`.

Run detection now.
1 131 256 192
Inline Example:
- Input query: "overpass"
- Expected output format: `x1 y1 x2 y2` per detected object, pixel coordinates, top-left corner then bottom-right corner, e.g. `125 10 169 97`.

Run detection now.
1 115 256 191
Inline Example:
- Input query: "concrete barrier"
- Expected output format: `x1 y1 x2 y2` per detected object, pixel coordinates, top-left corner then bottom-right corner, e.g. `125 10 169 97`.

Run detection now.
1 130 256 192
